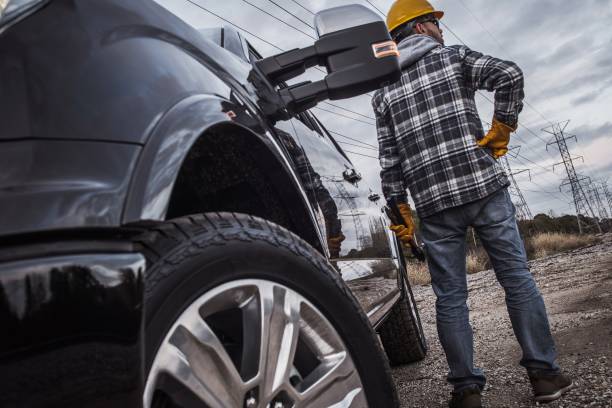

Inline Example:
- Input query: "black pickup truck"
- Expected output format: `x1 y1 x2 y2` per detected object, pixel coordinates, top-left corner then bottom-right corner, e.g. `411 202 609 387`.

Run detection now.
0 1 427 407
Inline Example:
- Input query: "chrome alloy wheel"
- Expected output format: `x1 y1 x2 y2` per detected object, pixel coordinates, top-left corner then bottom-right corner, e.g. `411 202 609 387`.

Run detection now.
144 279 367 408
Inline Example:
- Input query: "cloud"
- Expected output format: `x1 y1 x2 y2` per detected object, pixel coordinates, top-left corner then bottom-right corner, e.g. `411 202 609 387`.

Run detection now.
527 50 612 104
570 122 612 144
155 0 612 215
571 89 604 107
572 135 612 172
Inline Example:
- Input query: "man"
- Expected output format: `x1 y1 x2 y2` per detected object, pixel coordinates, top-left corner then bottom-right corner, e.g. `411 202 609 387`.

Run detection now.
372 1 573 407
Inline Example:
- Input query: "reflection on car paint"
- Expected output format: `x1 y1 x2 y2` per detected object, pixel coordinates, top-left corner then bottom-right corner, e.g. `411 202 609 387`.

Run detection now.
277 115 391 260
274 126 345 257
0 253 145 407
333 258 400 323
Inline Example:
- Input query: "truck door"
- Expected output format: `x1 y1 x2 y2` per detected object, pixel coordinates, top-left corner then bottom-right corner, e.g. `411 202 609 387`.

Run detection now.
244 41 401 323
283 111 401 322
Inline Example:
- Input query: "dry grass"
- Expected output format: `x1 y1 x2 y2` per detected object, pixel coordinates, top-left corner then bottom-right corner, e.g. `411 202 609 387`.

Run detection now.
406 261 431 286
529 232 600 259
406 249 489 286
405 233 600 286
467 250 489 274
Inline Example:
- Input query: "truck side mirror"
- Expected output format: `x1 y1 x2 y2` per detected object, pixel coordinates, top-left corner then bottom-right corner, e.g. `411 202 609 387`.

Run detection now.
255 4 400 115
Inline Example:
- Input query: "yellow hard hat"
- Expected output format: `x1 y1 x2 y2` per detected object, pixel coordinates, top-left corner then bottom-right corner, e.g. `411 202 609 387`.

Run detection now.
386 0 444 33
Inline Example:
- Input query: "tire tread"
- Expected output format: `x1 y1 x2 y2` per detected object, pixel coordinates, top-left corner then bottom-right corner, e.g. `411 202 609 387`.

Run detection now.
378 286 427 365
137 212 400 407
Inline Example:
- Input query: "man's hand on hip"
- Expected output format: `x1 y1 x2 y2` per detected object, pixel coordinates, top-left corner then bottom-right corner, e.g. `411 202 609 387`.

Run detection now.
478 117 517 158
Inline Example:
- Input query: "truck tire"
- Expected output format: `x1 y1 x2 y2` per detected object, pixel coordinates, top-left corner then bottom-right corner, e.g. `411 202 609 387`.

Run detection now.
378 253 428 365
137 213 399 408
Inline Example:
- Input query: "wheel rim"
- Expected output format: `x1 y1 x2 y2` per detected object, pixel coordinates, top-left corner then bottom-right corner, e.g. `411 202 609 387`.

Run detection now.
144 279 366 408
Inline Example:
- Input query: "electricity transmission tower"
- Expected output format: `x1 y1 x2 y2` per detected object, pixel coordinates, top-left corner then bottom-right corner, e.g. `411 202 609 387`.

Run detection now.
589 181 611 231
543 121 601 234
587 182 609 221
599 180 612 216
501 154 533 220
325 178 368 249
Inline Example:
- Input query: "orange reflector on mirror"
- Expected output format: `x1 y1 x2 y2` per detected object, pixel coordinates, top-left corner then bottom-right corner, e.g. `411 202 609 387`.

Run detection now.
372 41 399 59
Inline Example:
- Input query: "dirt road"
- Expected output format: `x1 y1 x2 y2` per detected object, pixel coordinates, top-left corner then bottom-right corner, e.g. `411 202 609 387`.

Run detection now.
393 234 612 407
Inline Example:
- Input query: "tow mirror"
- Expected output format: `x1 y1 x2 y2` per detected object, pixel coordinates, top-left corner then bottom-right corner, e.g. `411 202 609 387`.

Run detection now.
255 4 400 115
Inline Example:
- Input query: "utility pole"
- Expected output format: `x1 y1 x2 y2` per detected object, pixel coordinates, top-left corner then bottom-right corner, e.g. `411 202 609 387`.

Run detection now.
501 155 533 220
543 121 602 234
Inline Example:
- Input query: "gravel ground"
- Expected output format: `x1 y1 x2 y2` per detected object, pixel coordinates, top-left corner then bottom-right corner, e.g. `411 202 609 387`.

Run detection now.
393 233 612 407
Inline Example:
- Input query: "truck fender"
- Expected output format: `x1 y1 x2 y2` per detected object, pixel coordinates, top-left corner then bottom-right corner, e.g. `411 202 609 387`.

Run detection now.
122 94 325 252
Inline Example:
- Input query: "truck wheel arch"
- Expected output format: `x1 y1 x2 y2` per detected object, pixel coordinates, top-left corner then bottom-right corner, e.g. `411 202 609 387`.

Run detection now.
123 94 324 253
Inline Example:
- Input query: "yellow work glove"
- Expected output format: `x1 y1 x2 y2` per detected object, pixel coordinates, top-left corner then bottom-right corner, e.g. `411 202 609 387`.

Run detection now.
389 202 415 246
477 118 517 159
327 233 345 258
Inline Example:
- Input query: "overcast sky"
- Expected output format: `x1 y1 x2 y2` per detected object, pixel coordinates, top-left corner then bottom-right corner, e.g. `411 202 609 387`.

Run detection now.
157 0 612 217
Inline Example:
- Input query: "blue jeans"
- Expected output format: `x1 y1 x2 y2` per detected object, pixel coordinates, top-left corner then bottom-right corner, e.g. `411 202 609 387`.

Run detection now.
420 187 559 391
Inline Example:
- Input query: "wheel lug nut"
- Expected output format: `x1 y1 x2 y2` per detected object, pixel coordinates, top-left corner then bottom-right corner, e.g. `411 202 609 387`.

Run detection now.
245 396 257 408
273 402 284 408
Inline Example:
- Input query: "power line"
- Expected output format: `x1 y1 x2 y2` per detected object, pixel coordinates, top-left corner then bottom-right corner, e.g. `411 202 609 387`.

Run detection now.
185 0 284 51
523 100 554 127
240 0 382 94
442 18 564 190
186 1 378 126
587 182 610 221
442 10 556 128
186 0 337 80
455 0 554 127
476 92 550 145
439 21 468 46
516 122 551 145
342 149 379 160
441 20 557 146
501 155 533 219
456 0 508 54
265 0 314 29
512 152 555 176
511 156 573 202
188 0 570 197
363 0 385 16
544 121 602 233
522 192 572 206
508 155 573 202
328 130 379 149
526 179 571 201
528 198 574 213
522 187 572 205
289 0 314 15
268 0 563 174
282 0 376 99
313 106 376 126
337 140 378 152
241 0 315 39
321 101 376 121
523 188 569 196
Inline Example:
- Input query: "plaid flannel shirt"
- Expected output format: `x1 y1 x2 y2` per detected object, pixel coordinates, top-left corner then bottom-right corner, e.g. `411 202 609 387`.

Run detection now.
372 44 524 218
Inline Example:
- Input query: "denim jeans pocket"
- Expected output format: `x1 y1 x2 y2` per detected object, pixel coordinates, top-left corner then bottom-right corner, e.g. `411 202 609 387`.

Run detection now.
481 188 515 224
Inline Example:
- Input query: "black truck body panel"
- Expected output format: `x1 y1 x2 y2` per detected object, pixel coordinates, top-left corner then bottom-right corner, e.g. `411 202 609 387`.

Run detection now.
0 1 402 405
0 251 145 407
